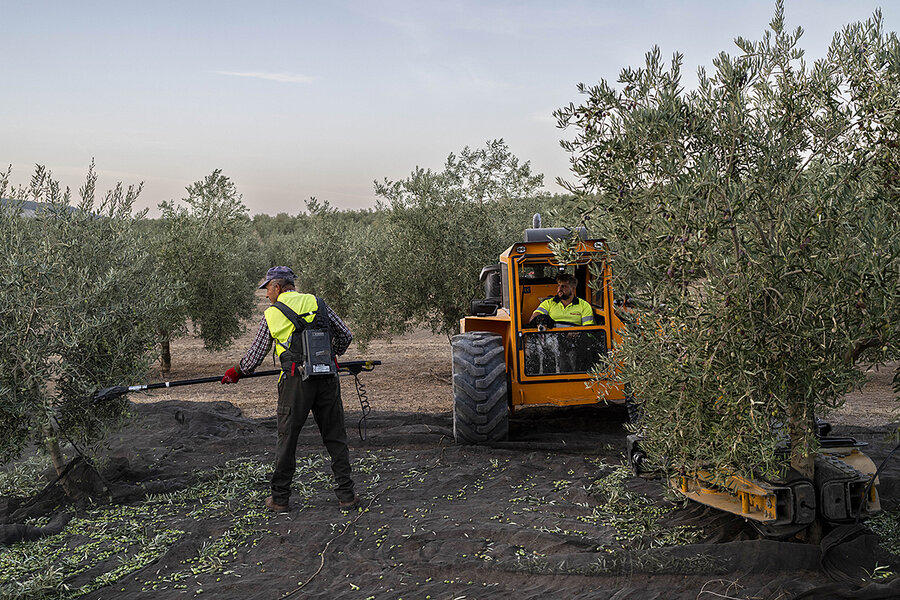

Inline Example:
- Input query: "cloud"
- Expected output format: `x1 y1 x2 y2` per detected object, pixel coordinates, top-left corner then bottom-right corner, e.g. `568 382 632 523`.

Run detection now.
212 71 315 83
529 110 558 125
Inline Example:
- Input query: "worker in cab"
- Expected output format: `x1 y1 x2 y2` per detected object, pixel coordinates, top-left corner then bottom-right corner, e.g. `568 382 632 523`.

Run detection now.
529 273 594 328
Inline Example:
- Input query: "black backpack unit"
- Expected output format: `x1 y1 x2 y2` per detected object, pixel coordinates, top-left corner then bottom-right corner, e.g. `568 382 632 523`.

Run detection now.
272 297 337 380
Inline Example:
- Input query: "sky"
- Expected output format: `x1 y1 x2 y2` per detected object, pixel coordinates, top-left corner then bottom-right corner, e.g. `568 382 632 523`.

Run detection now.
1 1 896 216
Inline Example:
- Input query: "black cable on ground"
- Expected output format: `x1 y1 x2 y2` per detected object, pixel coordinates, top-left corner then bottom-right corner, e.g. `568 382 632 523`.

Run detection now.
281 491 382 599
353 373 371 442
281 441 448 598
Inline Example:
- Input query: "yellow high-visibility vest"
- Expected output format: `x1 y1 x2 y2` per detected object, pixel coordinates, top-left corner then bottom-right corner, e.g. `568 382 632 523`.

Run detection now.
264 291 319 357
534 296 594 326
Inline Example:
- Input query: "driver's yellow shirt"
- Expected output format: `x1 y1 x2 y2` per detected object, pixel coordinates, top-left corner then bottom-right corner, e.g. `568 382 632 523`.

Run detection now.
534 297 594 325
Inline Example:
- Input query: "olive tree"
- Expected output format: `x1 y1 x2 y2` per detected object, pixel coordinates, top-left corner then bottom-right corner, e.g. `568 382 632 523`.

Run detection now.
274 198 375 317
556 4 900 479
0 164 173 472
357 139 554 343
153 170 264 371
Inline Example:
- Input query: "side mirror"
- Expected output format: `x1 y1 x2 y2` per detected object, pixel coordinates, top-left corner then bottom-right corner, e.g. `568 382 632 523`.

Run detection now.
469 299 500 317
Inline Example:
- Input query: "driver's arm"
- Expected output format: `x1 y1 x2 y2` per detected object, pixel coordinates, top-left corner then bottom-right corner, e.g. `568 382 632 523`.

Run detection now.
530 300 551 325
579 298 595 326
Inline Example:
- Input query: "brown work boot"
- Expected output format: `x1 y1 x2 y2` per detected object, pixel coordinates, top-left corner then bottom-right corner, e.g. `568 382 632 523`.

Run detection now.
265 495 289 513
339 494 361 511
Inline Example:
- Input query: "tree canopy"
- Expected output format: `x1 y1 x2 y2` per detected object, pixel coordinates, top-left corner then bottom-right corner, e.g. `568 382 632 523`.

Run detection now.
153 170 264 371
0 164 174 464
255 140 569 346
556 3 900 478
363 139 557 341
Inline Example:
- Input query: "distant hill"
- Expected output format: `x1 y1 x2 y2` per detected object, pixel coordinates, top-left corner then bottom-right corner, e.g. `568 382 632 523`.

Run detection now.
0 198 79 217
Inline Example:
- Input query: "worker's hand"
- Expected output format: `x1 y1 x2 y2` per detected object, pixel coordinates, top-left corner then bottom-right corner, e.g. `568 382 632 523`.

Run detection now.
221 367 241 384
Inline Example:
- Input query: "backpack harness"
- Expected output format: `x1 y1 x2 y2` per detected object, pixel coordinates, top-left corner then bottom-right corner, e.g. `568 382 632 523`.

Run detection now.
272 298 337 380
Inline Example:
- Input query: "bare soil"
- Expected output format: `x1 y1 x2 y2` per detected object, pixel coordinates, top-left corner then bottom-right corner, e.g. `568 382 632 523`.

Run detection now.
136 292 899 427
830 362 899 427
133 292 454 418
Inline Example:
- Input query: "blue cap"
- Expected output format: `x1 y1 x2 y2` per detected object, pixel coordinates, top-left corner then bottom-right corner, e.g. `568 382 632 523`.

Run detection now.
259 266 295 289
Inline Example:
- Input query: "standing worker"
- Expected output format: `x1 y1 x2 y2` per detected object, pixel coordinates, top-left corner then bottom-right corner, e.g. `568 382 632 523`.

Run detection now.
221 266 359 512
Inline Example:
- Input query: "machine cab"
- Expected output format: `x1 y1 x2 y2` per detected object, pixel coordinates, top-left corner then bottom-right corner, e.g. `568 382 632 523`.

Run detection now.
460 221 625 410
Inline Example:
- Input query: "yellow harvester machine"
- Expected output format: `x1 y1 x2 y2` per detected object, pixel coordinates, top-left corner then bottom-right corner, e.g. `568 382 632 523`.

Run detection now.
451 219 625 444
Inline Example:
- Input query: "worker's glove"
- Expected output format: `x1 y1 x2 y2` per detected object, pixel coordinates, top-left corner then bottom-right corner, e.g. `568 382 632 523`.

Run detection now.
221 367 241 384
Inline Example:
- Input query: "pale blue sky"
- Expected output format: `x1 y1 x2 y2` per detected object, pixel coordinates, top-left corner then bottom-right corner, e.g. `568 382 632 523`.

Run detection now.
1 1 896 215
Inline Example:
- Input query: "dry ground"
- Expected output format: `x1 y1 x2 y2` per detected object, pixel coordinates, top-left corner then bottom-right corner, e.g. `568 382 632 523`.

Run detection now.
831 362 900 427
135 291 899 427
132 292 453 418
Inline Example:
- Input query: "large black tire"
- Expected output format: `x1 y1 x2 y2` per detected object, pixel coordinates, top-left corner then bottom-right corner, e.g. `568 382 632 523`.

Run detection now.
451 332 509 444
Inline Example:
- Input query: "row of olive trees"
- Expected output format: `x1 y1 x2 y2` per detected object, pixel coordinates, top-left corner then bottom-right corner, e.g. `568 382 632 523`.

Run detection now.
0 165 263 471
558 3 900 481
252 139 575 348
1 141 559 471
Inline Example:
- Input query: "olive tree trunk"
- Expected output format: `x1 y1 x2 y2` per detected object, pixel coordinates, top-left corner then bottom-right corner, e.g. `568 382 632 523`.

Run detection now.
160 331 171 373
788 402 814 479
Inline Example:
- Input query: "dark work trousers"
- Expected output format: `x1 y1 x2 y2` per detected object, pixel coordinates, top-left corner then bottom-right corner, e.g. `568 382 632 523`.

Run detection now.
272 373 355 504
